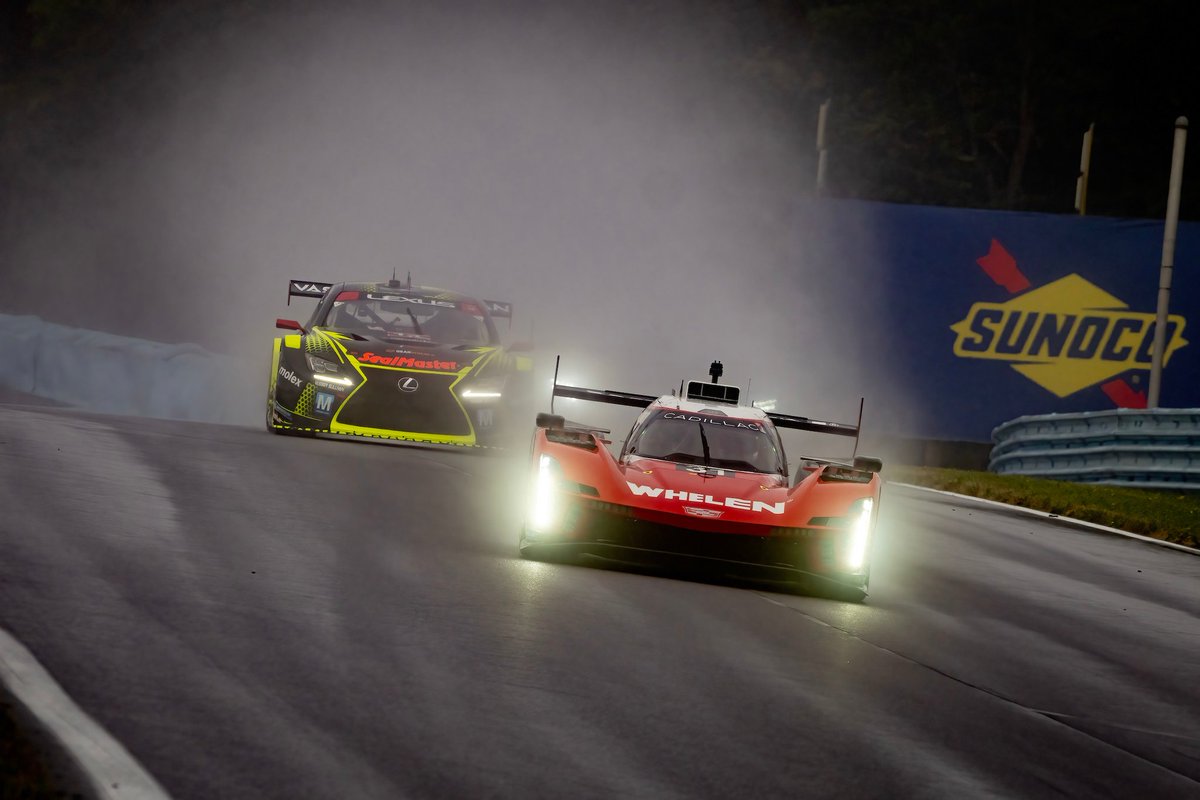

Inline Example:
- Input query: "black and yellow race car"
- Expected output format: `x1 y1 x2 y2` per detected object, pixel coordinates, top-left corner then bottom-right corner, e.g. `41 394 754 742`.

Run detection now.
267 278 533 447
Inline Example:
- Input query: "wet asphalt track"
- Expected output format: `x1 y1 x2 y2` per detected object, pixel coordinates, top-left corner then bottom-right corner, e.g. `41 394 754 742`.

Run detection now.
1 404 1198 799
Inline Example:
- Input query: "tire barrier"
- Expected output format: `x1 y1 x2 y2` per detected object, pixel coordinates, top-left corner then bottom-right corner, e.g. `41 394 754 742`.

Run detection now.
989 408 1200 489
0 313 253 423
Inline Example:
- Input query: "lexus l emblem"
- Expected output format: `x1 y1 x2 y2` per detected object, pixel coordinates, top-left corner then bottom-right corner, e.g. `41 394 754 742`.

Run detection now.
398 377 420 393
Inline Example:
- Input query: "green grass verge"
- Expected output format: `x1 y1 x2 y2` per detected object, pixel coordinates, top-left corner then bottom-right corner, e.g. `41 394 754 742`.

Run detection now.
887 466 1200 550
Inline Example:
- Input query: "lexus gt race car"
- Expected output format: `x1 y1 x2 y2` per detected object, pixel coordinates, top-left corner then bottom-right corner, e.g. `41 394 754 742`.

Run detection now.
267 278 533 447
521 361 883 599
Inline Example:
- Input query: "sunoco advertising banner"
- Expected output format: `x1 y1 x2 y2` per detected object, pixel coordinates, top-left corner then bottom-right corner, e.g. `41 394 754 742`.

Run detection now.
794 199 1200 442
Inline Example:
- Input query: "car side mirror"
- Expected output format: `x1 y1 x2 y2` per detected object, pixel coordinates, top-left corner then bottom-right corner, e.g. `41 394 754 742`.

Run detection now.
792 463 820 487
276 318 305 332
853 455 883 473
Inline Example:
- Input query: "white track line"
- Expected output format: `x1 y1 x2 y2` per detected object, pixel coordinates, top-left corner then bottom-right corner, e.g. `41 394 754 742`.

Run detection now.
888 482 1200 556
0 627 170 799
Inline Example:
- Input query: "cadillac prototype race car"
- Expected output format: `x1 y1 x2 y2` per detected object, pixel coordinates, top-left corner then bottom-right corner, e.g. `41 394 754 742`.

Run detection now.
521 361 883 598
267 278 533 447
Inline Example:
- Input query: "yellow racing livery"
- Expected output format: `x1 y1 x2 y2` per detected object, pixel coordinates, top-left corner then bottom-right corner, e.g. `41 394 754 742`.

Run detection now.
267 279 533 447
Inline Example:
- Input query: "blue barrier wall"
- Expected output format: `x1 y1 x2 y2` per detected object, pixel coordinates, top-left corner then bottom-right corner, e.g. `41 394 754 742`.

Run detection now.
795 199 1200 442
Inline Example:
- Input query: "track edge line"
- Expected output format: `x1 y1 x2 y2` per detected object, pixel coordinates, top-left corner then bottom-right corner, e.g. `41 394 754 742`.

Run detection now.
887 482 1199 555
0 626 171 799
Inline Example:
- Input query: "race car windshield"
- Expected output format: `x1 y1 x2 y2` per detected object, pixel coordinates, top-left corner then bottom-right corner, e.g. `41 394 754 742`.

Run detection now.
629 411 783 475
321 296 494 344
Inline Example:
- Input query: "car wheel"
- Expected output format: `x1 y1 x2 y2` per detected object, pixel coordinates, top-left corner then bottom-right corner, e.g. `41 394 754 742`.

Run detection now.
518 529 539 560
266 397 314 437
265 397 281 434
519 529 561 562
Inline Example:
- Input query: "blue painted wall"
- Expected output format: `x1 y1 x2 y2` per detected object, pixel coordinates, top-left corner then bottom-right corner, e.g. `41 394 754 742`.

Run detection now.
796 199 1200 441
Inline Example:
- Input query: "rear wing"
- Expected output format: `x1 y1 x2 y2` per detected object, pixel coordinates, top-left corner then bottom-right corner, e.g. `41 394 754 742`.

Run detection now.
767 411 858 438
771 397 867 461
544 356 869 459
548 356 657 414
288 280 334 305
553 384 659 410
483 300 513 319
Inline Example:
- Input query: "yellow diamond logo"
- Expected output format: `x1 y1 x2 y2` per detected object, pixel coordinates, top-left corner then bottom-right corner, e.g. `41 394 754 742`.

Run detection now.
950 274 1188 397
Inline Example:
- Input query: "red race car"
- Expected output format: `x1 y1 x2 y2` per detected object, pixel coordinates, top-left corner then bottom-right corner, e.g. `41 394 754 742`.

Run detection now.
521 360 883 599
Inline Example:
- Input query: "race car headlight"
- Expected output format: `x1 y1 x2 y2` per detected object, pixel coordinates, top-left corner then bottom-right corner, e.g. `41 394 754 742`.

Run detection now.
460 380 504 402
305 354 341 374
461 388 503 400
305 354 354 387
845 498 874 571
528 454 562 534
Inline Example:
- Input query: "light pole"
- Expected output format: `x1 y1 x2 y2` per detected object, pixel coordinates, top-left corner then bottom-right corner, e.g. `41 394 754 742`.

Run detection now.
1148 116 1188 408
1075 123 1094 215
816 98 831 195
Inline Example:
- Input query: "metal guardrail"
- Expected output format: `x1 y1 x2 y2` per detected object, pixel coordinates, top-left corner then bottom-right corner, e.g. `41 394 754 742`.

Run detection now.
989 408 1200 488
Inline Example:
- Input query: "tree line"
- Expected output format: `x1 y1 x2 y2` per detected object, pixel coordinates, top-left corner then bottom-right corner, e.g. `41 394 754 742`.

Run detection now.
3 0 1196 220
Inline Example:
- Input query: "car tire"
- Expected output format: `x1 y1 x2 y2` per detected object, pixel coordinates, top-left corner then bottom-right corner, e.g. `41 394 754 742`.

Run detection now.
518 529 539 560
265 398 281 434
519 530 565 563
266 397 314 438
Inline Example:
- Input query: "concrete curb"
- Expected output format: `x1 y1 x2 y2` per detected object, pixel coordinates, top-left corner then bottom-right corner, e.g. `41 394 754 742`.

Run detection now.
0 627 171 799
887 482 1200 556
